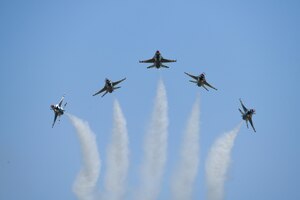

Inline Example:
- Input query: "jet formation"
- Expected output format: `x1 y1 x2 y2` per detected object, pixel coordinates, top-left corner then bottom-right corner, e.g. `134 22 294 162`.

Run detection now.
139 50 176 69
239 98 256 132
50 95 67 128
50 50 256 132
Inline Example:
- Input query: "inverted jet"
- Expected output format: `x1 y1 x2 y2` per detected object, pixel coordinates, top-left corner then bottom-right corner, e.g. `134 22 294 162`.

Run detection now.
50 95 67 128
139 50 176 69
239 98 256 132
93 78 126 97
184 72 218 91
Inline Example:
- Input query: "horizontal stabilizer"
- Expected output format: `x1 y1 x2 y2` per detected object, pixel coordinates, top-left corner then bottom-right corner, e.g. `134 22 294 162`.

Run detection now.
202 85 209 91
189 80 198 83
101 91 108 97
161 64 169 68
147 64 156 69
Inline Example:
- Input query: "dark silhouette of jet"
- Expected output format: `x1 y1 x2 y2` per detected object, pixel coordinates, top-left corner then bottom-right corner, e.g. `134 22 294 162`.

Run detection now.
139 50 176 69
239 98 256 132
50 95 67 128
93 78 126 97
184 72 217 91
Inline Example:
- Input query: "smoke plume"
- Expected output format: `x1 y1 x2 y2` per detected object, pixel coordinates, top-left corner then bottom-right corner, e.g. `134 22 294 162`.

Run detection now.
67 114 101 200
138 79 169 200
205 123 242 200
104 100 129 200
171 98 200 200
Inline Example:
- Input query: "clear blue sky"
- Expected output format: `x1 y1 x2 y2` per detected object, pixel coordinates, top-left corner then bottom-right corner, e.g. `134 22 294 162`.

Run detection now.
0 0 299 199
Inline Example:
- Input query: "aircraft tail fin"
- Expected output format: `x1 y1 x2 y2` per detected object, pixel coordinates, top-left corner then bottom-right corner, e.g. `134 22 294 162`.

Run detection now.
161 64 169 68
114 86 121 90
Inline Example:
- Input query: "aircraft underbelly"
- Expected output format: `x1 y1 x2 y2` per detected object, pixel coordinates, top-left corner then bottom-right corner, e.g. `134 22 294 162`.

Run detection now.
155 61 160 68
197 82 203 87
243 115 249 120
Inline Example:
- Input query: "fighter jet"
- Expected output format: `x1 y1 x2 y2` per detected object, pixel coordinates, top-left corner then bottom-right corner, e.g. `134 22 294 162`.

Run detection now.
239 98 256 132
93 78 126 97
184 72 218 91
139 50 176 69
50 95 67 128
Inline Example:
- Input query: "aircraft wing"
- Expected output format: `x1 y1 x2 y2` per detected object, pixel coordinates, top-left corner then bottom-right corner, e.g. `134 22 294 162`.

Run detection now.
93 86 107 96
161 57 176 63
184 72 198 80
239 99 248 112
139 58 155 63
204 81 218 90
52 113 58 128
112 78 126 86
249 117 256 132
58 96 64 107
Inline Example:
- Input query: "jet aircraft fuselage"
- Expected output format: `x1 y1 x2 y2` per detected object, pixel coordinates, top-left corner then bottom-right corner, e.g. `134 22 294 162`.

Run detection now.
153 51 163 68
195 73 206 87
242 109 255 121
51 104 64 116
105 79 114 93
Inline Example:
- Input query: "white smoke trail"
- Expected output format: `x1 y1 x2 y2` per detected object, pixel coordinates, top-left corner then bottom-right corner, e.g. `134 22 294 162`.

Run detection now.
171 98 200 200
138 79 169 200
67 114 101 200
205 123 242 200
104 100 129 200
